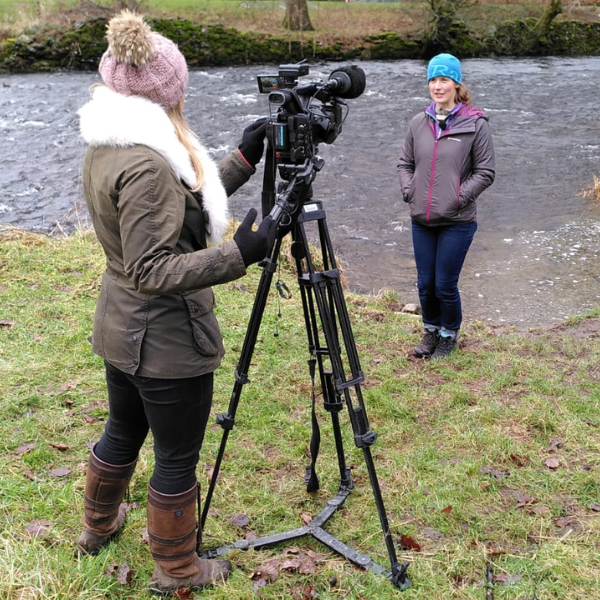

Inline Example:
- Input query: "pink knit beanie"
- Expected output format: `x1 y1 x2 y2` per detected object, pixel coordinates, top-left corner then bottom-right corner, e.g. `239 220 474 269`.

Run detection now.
99 10 188 111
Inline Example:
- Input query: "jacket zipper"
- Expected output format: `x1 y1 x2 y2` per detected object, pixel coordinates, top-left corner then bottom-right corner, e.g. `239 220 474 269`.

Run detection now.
426 118 457 224
426 140 439 225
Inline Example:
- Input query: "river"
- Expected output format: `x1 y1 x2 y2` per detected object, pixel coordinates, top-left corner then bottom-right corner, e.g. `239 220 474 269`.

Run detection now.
2 58 600 329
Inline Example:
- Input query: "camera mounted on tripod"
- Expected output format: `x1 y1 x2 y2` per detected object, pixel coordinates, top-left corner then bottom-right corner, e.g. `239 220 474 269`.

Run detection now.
257 61 366 228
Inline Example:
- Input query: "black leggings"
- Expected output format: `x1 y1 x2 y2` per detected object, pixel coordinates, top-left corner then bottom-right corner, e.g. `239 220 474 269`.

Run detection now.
94 360 214 495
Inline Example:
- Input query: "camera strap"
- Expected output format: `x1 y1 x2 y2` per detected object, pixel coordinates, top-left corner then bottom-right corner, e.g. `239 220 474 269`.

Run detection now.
304 357 321 493
261 144 277 219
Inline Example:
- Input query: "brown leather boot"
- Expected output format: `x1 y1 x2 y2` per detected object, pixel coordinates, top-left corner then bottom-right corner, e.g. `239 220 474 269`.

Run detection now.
77 446 137 555
147 482 231 595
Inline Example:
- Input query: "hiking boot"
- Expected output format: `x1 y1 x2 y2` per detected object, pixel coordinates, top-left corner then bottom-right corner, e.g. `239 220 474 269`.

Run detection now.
413 329 439 358
431 335 457 359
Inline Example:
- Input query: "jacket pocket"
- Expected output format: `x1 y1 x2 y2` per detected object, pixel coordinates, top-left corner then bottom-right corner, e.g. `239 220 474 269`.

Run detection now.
183 291 224 357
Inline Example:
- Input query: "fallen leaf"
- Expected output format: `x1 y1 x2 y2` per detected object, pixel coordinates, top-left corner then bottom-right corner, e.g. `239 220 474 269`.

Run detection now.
24 519 55 544
480 465 510 479
399 534 421 551
16 442 35 454
251 563 279 581
546 437 563 451
509 453 530 467
229 513 250 528
49 466 71 478
23 469 36 481
280 558 302 571
116 563 132 585
513 492 533 508
49 442 69 452
440 505 452 515
494 573 522 585
293 584 318 599
554 516 581 531
25 519 53 537
529 505 551 516
57 381 79 394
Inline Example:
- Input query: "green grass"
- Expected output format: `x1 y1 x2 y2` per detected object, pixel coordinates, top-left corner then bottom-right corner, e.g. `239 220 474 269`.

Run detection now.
1 225 599 598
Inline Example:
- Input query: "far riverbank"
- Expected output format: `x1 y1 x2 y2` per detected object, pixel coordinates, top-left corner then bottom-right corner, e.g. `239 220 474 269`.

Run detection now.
2 7 600 73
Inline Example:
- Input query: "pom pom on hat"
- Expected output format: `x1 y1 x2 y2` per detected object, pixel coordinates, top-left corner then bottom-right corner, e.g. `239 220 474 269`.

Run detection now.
99 10 188 111
427 53 462 85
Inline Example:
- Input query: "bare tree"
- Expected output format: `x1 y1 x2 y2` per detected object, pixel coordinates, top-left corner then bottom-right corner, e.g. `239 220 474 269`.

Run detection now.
283 0 314 32
427 0 476 37
533 0 562 36
423 0 477 55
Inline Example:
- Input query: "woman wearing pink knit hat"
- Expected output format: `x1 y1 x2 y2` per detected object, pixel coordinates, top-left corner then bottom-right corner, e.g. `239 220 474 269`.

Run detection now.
76 10 275 595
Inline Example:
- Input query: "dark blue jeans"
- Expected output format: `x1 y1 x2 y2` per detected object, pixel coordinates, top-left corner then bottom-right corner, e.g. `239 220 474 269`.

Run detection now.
411 220 477 333
94 360 214 495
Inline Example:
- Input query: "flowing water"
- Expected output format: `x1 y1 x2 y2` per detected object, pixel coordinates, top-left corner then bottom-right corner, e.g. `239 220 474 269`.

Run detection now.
2 58 600 329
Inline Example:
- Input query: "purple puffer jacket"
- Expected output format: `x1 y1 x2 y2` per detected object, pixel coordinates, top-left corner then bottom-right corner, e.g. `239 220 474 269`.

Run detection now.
397 102 496 227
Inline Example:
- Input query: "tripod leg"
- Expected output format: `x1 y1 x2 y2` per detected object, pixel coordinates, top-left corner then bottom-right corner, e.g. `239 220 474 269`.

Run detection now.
293 202 410 589
290 225 353 491
200 237 282 530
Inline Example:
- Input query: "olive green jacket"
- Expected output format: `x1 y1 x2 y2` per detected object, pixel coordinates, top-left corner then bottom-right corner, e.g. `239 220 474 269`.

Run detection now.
78 86 256 378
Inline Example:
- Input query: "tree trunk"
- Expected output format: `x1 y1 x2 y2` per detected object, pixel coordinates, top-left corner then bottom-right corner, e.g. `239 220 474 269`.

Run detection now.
534 0 562 35
282 0 314 32
525 0 562 52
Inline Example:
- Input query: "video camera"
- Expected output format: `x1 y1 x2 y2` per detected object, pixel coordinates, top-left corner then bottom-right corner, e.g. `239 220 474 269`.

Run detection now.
256 62 366 226
257 61 366 178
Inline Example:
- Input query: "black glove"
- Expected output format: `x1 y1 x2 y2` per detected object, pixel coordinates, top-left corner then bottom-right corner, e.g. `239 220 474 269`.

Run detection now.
233 208 277 267
238 117 268 168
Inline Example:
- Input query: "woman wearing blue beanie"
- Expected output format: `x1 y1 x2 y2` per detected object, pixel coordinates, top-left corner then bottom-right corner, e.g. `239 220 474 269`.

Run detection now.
397 53 496 359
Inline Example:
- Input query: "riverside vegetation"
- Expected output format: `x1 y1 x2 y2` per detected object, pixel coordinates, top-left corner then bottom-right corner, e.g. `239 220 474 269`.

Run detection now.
2 1 600 71
1 226 599 599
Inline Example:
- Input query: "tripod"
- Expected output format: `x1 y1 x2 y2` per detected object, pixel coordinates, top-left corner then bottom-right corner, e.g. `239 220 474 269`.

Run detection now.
199 157 411 591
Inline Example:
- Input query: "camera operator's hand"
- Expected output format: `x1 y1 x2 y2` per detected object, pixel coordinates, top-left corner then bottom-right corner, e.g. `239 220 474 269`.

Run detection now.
238 117 268 169
233 208 276 267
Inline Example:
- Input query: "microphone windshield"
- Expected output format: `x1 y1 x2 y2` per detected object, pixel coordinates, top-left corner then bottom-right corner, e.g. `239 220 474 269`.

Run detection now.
327 65 366 99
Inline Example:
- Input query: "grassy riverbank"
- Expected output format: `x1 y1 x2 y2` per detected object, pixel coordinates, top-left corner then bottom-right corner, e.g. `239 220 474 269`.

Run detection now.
1 226 599 598
1 0 599 43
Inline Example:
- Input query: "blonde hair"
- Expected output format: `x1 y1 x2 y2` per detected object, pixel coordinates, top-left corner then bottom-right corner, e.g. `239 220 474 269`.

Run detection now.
168 103 205 192
455 83 472 106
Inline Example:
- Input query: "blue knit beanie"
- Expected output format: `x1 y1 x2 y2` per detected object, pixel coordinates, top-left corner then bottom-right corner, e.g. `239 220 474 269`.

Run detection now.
427 53 462 84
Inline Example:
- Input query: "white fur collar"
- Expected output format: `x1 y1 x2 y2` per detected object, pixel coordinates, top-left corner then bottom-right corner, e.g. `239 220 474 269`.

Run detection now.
78 86 229 244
